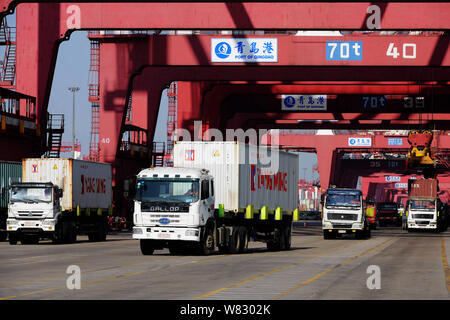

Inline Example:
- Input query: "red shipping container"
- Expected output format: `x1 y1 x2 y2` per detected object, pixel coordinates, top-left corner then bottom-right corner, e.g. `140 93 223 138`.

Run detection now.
408 179 437 199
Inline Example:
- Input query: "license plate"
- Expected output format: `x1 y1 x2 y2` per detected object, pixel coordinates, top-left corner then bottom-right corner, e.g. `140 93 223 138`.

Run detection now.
158 233 171 239
24 221 37 227
338 230 346 234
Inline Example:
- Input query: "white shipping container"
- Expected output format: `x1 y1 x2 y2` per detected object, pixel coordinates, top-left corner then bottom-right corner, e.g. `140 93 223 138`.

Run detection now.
173 141 298 212
22 159 112 211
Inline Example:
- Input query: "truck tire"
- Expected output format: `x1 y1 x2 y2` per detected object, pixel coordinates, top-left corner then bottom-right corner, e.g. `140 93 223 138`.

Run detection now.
140 239 154 255
228 227 241 254
267 227 284 251
91 223 107 242
283 225 292 250
63 222 77 244
199 226 215 255
238 226 248 253
8 233 17 245
323 231 335 240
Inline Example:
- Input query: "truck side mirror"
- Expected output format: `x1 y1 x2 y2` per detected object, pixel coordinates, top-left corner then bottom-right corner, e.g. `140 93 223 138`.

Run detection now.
58 188 63 198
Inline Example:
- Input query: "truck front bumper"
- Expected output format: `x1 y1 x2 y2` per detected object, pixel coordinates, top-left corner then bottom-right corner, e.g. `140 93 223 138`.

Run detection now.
322 221 364 232
132 226 201 242
408 220 437 229
6 218 56 233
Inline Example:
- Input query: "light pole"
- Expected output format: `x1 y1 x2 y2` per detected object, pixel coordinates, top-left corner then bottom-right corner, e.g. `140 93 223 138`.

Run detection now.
68 87 80 159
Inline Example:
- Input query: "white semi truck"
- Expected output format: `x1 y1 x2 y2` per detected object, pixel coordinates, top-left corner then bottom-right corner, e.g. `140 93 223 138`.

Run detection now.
6 159 112 244
321 188 371 239
133 141 299 255
406 178 449 232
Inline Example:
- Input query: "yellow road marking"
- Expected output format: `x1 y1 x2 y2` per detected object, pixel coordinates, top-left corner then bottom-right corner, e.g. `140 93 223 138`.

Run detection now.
193 239 364 300
441 236 450 294
272 237 396 300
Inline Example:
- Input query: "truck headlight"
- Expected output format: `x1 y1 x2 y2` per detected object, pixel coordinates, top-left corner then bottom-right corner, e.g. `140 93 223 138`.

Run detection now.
186 230 199 237
42 220 55 226
6 219 18 226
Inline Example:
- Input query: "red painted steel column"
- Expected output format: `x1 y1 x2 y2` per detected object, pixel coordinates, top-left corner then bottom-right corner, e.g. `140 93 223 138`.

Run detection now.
16 3 60 138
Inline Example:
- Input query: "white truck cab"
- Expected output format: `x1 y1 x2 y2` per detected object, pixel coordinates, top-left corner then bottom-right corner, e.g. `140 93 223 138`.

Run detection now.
133 167 215 254
322 188 370 239
7 182 63 244
407 199 439 230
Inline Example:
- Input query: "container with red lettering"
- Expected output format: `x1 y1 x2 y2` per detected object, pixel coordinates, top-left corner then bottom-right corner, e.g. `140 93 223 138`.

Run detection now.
173 141 299 213
22 158 112 211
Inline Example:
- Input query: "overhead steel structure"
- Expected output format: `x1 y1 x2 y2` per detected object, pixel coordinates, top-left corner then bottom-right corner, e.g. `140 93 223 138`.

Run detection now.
2 1 450 216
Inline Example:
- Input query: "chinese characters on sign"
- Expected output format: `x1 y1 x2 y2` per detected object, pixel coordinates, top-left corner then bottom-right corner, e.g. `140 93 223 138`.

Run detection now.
348 138 372 147
211 38 278 63
281 95 327 111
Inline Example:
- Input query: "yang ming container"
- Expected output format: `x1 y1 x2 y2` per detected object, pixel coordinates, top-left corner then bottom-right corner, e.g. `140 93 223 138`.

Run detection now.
173 141 299 213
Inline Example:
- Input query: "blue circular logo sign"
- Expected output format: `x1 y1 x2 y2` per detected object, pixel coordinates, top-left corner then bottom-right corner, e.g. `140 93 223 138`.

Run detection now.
349 138 356 145
159 218 170 225
284 96 296 108
215 42 231 59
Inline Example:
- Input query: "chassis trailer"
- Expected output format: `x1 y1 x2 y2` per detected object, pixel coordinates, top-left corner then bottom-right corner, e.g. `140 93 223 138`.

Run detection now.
133 141 299 255
6 159 112 244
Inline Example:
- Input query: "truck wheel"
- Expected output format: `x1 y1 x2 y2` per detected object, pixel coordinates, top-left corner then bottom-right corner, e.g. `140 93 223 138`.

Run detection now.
8 233 17 245
266 241 278 251
140 239 154 255
199 226 215 255
228 227 241 254
323 231 335 240
283 225 292 250
238 227 248 253
62 222 76 244
94 223 107 242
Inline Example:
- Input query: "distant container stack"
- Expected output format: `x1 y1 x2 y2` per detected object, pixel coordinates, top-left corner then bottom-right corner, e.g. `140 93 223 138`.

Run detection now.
298 181 320 211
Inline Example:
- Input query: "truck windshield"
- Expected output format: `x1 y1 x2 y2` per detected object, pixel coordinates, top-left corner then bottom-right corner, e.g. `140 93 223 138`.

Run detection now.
10 187 52 203
325 193 361 209
410 200 435 211
136 178 199 203
378 203 397 211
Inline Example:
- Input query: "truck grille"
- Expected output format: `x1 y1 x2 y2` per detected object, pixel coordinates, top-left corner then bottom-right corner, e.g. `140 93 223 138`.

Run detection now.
148 214 181 224
328 213 358 221
413 214 434 219
149 214 181 218
416 220 430 225
17 211 45 217
332 223 353 229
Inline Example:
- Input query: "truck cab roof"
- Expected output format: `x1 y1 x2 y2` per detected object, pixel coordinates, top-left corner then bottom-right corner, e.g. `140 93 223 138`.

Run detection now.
326 188 362 195
137 167 211 179
10 182 55 188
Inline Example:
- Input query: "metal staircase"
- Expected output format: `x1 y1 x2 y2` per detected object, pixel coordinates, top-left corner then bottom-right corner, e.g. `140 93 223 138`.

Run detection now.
0 18 15 87
45 114 64 158
152 142 165 167
88 32 100 161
